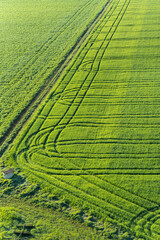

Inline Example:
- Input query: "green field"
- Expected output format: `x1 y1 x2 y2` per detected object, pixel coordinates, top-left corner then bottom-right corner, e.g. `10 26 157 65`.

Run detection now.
0 171 128 239
0 0 109 144
4 0 160 238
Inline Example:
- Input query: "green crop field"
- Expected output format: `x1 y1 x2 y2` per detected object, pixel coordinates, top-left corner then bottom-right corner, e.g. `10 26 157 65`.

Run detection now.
0 0 109 145
4 0 160 238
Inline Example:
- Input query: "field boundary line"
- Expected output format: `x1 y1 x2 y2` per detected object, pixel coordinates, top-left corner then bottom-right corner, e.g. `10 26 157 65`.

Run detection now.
0 0 114 156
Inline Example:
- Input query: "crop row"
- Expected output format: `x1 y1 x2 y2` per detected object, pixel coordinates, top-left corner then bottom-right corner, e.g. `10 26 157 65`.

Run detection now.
7 0 160 238
0 0 110 144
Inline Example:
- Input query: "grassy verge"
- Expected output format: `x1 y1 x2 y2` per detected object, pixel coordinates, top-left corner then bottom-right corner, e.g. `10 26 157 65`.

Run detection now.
0 169 133 239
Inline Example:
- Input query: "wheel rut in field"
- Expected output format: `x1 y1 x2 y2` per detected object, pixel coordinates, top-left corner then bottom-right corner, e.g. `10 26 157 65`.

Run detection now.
0 0 114 156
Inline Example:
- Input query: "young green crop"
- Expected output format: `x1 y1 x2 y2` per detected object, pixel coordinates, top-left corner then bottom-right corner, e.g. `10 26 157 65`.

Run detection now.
5 0 160 238
0 0 109 145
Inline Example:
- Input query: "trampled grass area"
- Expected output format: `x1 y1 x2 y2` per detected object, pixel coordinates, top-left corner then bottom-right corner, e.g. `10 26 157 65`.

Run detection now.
0 196 109 240
5 0 160 238
0 171 128 239
0 0 109 143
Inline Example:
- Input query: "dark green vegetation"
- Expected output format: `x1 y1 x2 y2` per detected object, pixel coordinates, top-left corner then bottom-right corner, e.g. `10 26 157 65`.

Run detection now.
0 0 109 152
3 0 160 239
0 172 131 239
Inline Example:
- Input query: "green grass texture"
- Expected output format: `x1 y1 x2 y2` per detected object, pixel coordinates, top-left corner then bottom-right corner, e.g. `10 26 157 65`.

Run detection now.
0 0 108 141
6 0 160 238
